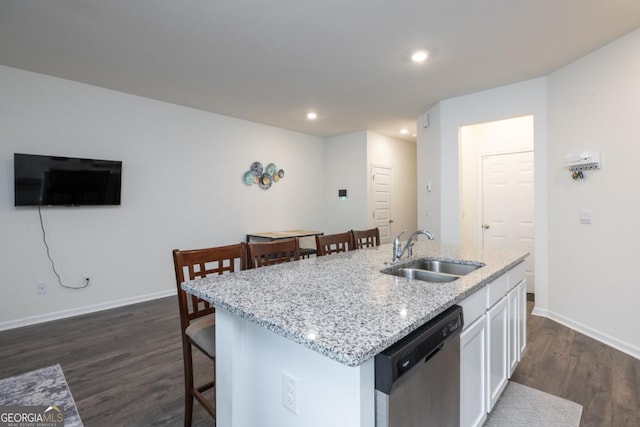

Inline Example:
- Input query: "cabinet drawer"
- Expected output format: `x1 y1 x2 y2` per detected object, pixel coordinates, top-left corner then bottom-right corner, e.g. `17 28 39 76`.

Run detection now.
508 262 526 289
460 286 487 330
486 273 508 309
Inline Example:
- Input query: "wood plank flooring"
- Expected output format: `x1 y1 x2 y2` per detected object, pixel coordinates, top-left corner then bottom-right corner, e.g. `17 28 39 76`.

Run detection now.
512 301 640 426
1 297 639 426
0 297 213 426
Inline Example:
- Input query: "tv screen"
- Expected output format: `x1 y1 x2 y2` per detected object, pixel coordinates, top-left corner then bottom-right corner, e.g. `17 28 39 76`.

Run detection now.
14 153 122 206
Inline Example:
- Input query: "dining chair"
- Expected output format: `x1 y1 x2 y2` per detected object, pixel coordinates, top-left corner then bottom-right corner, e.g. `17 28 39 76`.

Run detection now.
172 243 247 427
247 238 300 268
351 227 381 249
299 247 317 259
315 231 355 256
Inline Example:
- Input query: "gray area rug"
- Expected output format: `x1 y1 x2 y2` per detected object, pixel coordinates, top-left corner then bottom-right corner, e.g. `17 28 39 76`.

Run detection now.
0 364 83 427
485 381 582 427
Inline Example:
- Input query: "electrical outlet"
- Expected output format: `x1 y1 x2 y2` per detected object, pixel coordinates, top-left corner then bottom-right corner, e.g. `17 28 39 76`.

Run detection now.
37 282 47 295
82 276 91 287
282 371 298 415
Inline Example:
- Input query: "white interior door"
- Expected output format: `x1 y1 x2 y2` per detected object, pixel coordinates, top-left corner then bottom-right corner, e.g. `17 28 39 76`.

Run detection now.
372 165 392 243
482 152 535 292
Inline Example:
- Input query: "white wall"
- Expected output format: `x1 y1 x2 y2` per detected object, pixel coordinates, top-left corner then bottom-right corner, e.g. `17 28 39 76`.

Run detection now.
417 77 549 309
0 65 326 328
417 105 442 238
323 131 418 239
324 132 368 233
366 131 417 240
420 27 640 359
459 116 534 248
546 28 640 356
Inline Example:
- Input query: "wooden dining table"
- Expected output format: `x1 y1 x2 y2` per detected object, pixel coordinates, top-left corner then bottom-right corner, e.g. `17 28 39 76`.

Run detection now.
245 229 323 243
245 229 323 258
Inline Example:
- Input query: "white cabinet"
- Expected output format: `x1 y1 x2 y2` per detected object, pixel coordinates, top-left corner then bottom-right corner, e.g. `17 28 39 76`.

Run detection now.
518 279 527 357
486 296 508 411
460 316 487 427
507 261 526 376
486 271 508 308
460 261 528 425
507 285 519 376
459 286 487 327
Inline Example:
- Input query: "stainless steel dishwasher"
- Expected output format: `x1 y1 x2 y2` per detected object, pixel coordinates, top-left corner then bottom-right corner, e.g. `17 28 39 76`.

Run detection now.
375 305 463 427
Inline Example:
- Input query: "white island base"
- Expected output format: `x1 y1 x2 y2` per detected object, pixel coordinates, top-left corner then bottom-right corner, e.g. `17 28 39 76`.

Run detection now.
215 308 376 427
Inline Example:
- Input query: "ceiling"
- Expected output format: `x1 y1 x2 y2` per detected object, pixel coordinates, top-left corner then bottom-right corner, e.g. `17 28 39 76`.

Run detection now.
1 1 640 142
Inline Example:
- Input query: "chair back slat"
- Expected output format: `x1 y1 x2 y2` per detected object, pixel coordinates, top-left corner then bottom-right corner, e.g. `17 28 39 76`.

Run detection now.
351 228 381 249
247 238 300 268
315 232 354 256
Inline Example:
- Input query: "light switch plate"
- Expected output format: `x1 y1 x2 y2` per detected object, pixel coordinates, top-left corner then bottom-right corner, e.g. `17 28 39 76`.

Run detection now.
579 210 593 224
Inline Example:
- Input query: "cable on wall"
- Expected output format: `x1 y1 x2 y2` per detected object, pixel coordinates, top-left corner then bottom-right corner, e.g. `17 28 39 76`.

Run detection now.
38 206 88 290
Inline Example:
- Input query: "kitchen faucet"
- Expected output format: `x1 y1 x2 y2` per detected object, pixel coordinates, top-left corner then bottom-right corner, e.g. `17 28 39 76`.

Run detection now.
392 229 435 263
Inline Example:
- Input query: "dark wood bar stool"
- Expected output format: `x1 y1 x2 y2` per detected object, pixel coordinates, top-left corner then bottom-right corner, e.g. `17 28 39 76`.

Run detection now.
351 227 381 249
247 238 300 268
315 231 355 256
172 243 247 426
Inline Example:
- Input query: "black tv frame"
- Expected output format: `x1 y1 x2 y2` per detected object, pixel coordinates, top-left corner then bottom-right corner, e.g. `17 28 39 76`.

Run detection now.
14 153 122 207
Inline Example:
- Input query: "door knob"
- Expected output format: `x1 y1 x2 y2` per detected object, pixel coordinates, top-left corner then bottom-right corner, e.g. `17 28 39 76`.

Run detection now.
483 224 490 229
389 219 394 223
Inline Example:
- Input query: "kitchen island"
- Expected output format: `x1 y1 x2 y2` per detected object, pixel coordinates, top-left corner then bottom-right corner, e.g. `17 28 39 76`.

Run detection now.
182 241 527 427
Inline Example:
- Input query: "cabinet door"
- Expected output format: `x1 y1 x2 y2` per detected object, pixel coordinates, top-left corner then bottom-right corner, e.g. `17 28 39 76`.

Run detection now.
460 316 487 427
518 279 528 356
507 286 519 376
486 296 508 412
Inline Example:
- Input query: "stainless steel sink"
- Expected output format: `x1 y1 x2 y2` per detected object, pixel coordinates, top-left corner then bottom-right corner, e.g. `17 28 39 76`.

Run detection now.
404 259 483 276
381 258 484 283
385 268 459 283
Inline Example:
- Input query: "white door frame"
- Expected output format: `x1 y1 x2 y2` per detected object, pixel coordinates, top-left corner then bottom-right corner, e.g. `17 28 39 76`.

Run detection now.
371 164 392 243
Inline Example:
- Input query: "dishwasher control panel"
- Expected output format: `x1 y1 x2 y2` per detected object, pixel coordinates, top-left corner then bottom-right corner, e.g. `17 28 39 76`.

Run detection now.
374 305 463 394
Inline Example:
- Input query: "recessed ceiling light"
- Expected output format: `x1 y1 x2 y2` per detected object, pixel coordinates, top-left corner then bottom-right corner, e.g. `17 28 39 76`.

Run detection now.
400 128 409 135
306 112 318 120
411 50 429 63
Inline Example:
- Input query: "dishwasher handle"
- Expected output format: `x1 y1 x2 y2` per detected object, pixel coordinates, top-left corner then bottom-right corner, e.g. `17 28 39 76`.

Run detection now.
423 342 445 364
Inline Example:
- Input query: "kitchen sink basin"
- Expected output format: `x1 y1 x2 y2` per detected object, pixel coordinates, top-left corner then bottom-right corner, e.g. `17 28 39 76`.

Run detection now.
404 259 483 276
385 268 459 283
381 258 484 283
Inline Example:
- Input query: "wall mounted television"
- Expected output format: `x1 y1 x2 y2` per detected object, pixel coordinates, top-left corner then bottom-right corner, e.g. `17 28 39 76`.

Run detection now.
14 153 122 206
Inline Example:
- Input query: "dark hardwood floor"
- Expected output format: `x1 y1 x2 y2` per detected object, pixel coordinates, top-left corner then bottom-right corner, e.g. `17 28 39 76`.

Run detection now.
1 297 639 426
512 301 640 426
0 296 213 426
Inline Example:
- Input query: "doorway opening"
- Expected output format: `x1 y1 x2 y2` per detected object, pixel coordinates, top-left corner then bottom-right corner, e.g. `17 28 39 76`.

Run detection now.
459 115 535 293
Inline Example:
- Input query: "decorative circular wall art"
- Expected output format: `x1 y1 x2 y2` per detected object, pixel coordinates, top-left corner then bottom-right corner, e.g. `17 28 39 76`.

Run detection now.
243 161 284 190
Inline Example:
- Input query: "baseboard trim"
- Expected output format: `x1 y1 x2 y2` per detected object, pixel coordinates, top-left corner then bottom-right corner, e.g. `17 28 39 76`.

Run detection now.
0 289 177 332
531 307 640 361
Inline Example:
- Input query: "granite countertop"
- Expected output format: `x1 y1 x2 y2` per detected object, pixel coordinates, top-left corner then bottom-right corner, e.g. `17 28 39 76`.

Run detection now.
182 241 528 367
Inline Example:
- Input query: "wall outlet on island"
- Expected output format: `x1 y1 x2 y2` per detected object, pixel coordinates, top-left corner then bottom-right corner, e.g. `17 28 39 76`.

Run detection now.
282 371 299 415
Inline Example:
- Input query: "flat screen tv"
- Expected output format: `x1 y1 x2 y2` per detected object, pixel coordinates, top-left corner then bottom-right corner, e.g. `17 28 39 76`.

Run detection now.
14 153 122 206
